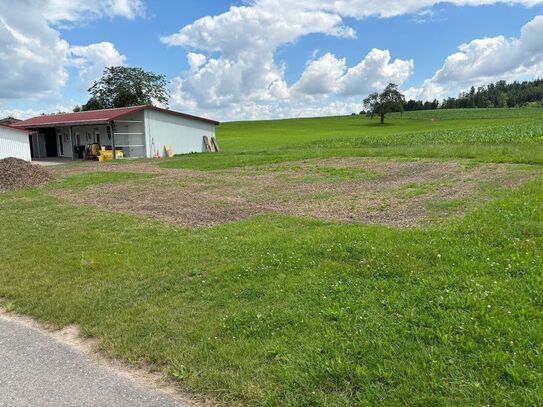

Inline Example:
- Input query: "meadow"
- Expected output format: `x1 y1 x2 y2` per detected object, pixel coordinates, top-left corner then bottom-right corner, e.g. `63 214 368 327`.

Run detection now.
162 107 543 170
1 108 542 406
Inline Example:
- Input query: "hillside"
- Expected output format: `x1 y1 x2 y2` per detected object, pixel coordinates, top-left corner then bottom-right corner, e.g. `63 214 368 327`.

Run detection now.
162 107 543 170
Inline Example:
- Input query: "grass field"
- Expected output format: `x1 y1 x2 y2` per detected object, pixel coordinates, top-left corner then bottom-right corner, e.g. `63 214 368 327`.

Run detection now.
1 108 543 406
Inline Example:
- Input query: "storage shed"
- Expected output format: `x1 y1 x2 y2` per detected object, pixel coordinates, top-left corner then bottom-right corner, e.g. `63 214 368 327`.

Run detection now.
12 105 219 160
0 124 31 161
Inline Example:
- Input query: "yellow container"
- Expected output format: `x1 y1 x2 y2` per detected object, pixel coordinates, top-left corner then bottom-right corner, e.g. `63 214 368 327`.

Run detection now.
98 149 123 161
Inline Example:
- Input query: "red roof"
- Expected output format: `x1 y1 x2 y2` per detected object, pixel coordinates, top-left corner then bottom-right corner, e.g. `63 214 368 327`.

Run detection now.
0 123 30 134
13 105 219 128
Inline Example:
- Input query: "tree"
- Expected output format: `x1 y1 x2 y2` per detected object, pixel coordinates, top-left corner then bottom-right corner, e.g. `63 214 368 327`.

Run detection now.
363 92 379 119
81 66 169 111
363 83 405 124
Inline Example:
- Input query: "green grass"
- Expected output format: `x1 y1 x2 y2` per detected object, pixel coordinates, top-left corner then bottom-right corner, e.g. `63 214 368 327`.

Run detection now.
395 180 445 199
1 108 543 406
49 171 156 189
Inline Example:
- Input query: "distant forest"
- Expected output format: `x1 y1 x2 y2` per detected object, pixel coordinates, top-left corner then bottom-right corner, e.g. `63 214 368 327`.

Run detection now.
403 79 543 111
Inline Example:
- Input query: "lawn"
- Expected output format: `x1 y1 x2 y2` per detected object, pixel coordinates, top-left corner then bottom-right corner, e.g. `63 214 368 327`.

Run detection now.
1 109 543 406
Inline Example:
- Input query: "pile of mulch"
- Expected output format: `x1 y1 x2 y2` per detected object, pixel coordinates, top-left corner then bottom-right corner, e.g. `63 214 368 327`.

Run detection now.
0 157 52 191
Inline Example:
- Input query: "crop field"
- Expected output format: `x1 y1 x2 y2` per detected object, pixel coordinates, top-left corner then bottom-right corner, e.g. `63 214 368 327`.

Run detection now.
1 108 543 406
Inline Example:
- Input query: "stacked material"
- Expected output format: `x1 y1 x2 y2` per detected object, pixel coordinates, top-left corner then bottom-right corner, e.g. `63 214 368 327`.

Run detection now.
0 157 51 191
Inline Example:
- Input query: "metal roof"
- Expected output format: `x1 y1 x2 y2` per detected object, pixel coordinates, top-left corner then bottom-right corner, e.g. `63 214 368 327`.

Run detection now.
12 105 219 128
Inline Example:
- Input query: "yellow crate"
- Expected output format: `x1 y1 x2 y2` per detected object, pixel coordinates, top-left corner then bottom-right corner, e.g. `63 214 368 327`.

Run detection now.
98 150 124 161
100 150 113 159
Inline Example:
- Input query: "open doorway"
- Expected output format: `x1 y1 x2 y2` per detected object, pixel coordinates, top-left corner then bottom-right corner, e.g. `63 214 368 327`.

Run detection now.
43 128 59 157
29 128 61 158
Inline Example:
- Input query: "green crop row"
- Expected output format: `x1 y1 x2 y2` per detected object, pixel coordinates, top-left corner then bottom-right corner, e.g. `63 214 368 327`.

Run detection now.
310 121 543 148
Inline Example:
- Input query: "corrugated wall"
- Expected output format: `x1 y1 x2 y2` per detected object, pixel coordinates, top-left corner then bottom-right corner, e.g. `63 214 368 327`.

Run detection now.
0 127 31 161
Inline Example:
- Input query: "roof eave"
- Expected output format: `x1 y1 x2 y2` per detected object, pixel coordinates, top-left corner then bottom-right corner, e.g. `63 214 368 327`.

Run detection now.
16 120 112 129
12 105 220 128
142 105 220 126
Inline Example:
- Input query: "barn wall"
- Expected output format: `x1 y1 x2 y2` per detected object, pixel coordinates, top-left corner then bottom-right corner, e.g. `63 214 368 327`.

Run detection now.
70 125 110 147
50 124 111 159
0 127 31 161
144 110 216 157
54 126 73 158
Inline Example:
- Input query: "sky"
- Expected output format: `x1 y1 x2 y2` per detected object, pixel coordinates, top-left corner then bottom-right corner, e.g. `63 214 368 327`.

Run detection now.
1 0 543 121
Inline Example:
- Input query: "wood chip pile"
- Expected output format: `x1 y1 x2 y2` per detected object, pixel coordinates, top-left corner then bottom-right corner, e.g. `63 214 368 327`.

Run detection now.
0 157 51 191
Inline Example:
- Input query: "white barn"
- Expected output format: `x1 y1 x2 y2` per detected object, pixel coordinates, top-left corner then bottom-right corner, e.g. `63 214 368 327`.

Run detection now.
0 124 31 161
12 105 219 160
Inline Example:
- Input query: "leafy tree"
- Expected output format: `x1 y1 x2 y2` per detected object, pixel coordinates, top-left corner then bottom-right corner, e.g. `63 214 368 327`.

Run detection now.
363 92 379 120
81 66 169 111
364 83 405 124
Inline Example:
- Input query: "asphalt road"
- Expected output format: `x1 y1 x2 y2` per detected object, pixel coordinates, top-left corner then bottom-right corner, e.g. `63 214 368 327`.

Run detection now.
0 316 185 407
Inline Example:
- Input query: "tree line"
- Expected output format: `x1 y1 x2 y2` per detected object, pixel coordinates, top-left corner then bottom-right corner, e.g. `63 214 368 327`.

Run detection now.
403 79 543 111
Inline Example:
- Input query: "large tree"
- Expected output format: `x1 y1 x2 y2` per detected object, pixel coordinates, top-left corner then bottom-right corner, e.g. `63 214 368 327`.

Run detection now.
363 83 405 124
79 66 169 111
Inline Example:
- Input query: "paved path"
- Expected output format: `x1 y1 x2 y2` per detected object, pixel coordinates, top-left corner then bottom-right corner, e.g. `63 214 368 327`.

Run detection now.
0 316 184 407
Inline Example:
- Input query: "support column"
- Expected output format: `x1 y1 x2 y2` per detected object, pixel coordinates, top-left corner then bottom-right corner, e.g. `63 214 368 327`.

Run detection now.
111 122 116 160
69 126 75 161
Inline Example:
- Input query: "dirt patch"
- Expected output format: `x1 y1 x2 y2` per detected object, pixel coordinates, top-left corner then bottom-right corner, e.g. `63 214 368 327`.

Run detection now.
0 157 52 192
54 181 266 228
49 158 541 228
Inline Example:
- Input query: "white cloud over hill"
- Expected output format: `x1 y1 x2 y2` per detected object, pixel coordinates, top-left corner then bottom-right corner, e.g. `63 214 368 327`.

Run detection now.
406 14 543 101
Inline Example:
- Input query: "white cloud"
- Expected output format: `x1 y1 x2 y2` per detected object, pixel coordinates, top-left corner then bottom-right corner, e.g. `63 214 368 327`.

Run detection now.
70 42 126 91
42 0 144 23
293 50 413 96
161 2 356 113
407 14 543 100
340 49 413 96
0 0 135 107
293 53 347 95
0 7 69 100
162 1 415 119
187 53 207 71
256 0 543 19
164 0 543 120
0 104 78 120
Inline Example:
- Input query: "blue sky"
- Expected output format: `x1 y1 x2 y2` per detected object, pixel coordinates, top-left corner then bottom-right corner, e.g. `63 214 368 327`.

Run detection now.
1 1 543 120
